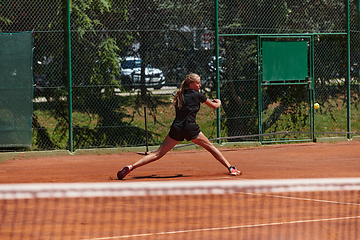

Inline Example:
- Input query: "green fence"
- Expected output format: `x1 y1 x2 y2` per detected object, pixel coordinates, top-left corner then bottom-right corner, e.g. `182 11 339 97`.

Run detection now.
0 0 359 151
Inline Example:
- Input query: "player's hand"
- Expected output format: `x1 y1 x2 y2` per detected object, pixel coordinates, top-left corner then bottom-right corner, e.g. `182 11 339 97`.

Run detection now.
205 99 221 109
212 99 221 104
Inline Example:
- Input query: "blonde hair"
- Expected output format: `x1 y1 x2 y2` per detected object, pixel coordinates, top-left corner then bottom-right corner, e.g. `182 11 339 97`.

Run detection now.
173 73 199 109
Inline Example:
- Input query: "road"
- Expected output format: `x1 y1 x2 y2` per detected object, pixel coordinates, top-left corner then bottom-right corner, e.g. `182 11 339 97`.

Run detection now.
33 86 178 103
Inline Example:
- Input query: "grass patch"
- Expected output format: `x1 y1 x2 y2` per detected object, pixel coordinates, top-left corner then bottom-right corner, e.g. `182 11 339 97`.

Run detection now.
31 93 360 150
31 94 220 150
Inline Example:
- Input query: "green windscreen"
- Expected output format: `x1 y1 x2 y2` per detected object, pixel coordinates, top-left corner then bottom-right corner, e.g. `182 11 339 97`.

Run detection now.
0 32 33 148
262 41 308 82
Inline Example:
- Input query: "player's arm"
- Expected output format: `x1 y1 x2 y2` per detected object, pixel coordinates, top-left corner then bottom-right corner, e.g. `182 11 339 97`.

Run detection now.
204 99 221 109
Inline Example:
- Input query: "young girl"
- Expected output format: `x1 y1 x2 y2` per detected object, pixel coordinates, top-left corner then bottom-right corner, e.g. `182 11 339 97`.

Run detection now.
117 73 241 179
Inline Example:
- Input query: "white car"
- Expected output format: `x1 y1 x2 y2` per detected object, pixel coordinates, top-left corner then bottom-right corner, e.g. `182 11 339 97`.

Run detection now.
119 57 165 90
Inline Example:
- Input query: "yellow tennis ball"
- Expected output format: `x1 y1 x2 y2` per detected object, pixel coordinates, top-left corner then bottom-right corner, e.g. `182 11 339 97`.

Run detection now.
314 103 320 109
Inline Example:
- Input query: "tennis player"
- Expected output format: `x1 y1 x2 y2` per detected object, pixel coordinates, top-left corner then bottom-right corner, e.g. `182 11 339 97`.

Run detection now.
117 73 241 179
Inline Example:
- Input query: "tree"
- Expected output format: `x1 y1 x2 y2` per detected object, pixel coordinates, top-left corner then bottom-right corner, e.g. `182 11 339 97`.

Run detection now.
1 0 135 149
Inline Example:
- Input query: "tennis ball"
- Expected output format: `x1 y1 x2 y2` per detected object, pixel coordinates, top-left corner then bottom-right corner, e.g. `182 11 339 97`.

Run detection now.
314 103 320 109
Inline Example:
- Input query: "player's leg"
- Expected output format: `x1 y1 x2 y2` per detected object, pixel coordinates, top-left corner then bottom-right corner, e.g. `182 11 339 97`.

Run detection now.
117 134 178 179
191 132 230 168
132 134 178 169
191 132 241 175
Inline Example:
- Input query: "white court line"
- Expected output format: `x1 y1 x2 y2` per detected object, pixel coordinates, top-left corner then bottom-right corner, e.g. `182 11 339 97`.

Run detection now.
243 192 360 206
82 215 360 240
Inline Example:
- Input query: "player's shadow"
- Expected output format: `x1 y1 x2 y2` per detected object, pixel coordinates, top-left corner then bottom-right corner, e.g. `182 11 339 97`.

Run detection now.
133 174 189 179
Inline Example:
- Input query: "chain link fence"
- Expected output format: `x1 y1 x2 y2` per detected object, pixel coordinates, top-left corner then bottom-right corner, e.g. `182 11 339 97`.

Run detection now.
218 0 360 142
0 0 359 151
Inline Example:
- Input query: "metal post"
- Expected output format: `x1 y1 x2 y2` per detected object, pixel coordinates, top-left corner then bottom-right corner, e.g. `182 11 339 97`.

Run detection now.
144 107 149 154
214 0 221 143
66 0 73 152
346 0 351 139
257 36 263 143
310 35 315 141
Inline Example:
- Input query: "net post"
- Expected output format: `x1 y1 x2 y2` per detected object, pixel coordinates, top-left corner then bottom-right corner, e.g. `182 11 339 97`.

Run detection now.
144 106 149 154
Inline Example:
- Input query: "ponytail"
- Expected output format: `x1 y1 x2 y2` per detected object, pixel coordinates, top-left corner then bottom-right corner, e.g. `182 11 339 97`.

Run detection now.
173 73 199 109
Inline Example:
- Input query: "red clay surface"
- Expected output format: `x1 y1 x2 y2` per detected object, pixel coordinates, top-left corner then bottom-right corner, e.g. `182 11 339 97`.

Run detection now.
1 141 360 240
1 141 359 183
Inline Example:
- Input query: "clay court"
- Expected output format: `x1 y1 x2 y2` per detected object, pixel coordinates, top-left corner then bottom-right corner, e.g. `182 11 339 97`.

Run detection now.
1 141 360 240
0 141 359 183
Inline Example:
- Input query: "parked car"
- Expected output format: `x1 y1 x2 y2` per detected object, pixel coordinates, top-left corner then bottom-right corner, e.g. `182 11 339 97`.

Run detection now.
119 57 166 90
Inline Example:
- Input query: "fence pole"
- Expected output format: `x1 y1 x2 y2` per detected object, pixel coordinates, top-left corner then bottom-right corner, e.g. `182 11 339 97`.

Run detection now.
66 0 73 152
346 0 351 139
214 0 221 143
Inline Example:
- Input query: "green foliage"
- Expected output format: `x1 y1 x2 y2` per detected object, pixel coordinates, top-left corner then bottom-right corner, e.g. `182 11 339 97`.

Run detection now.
23 0 134 150
2 0 359 150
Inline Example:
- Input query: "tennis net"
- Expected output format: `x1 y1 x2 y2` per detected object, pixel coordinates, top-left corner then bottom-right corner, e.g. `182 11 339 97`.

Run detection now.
1 178 360 240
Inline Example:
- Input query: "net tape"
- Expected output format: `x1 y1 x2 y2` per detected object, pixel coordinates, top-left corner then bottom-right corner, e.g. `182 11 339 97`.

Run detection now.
2 178 360 200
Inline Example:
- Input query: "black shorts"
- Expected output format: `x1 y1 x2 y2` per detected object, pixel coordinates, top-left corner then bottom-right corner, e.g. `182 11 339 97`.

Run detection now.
168 123 200 141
